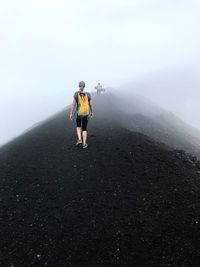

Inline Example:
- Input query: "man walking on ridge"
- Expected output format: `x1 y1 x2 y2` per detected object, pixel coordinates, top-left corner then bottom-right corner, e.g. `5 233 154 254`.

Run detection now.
70 81 94 149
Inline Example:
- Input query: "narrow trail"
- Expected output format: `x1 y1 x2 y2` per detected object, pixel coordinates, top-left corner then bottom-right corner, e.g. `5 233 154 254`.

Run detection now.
0 93 200 266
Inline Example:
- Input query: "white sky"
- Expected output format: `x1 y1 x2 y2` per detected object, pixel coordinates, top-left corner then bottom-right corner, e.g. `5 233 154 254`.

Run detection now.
0 0 200 145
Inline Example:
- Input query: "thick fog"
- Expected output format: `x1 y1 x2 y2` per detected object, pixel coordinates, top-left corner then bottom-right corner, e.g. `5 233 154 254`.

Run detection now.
0 0 200 146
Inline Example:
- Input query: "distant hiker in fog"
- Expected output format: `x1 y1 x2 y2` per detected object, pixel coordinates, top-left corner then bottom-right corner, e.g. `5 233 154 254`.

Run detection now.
70 81 94 149
94 82 105 95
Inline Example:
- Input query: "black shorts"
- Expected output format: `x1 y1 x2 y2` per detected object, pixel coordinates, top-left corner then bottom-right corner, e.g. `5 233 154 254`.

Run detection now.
76 115 89 131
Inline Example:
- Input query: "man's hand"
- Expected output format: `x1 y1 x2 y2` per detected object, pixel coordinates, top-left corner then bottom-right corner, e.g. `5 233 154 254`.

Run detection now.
70 113 73 121
90 112 94 118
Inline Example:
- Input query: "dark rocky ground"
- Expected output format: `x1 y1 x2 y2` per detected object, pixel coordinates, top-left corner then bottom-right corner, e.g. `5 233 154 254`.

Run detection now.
1 93 200 266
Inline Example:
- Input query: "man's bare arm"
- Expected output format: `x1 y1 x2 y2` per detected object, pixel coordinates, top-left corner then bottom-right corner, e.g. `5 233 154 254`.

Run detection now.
70 98 76 120
89 99 94 116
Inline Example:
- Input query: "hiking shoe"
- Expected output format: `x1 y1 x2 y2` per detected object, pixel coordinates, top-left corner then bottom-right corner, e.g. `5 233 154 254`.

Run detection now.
82 143 88 149
76 139 82 145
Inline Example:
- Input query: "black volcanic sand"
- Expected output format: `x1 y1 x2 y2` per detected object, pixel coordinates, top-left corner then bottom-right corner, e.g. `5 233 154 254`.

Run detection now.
1 96 200 266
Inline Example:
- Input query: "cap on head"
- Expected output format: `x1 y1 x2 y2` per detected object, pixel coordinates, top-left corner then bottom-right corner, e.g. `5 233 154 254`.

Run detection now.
79 81 85 88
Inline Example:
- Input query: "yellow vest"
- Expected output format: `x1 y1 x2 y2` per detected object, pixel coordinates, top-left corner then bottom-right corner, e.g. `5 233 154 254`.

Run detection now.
77 92 90 116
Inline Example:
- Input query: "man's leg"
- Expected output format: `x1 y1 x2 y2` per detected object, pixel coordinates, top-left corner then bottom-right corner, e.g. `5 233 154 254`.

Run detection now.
82 131 87 145
76 127 82 141
82 117 88 145
76 116 82 141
